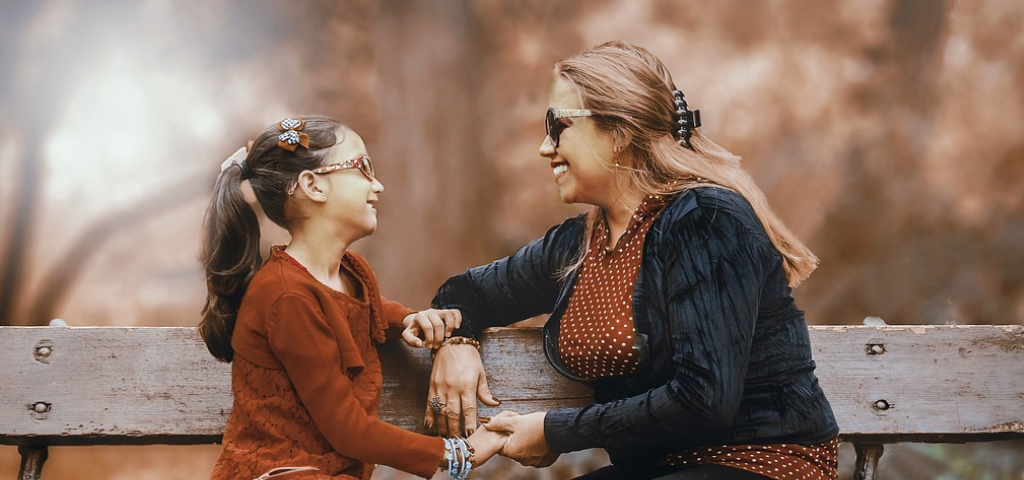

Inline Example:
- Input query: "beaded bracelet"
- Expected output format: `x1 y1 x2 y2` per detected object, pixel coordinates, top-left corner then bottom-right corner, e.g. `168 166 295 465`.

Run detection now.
441 336 481 350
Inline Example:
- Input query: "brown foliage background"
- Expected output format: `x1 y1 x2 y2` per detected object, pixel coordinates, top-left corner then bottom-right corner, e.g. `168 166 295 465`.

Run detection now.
1 0 1022 478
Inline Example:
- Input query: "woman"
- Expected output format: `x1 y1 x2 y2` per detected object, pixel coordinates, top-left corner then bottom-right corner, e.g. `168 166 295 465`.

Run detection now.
426 42 840 480
199 116 506 480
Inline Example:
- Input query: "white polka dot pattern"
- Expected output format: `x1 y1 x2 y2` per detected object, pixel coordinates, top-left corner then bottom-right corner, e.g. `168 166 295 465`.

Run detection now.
662 438 839 480
558 196 666 379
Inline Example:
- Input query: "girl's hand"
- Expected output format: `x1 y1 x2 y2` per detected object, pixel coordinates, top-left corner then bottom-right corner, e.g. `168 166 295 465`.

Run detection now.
466 424 509 468
401 309 462 349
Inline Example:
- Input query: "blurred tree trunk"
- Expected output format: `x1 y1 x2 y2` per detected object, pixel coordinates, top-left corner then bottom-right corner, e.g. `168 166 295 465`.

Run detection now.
801 0 950 324
368 0 497 307
0 2 213 325
0 2 66 326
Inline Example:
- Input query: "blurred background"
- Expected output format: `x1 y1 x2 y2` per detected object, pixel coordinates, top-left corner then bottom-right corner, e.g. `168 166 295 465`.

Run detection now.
2 0 1023 478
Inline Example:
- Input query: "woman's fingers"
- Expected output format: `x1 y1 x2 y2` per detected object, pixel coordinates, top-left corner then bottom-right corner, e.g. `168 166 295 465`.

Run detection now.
485 410 520 433
461 389 478 436
477 370 500 407
424 389 437 431
444 393 463 437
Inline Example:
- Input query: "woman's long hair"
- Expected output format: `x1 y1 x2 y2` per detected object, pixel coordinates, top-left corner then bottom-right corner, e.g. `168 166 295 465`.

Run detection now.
199 116 347 361
556 41 818 287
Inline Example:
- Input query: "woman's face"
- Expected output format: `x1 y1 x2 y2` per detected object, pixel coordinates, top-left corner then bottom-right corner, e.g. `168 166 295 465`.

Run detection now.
539 76 619 209
319 130 385 240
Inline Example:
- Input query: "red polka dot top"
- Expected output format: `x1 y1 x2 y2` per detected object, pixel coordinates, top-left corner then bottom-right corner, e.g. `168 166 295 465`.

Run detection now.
558 195 665 378
558 194 838 480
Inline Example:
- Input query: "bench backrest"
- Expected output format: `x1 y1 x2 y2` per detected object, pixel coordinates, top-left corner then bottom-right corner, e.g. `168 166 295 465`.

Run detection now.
2 325 1023 447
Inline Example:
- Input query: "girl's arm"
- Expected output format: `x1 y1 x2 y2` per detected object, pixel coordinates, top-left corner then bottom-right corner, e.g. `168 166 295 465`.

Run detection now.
268 293 444 478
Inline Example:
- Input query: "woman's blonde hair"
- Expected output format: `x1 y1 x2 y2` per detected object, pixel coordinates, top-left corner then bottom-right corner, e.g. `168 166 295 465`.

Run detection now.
556 41 817 287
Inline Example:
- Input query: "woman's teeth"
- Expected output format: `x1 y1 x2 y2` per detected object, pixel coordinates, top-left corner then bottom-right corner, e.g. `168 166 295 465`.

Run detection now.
553 165 568 176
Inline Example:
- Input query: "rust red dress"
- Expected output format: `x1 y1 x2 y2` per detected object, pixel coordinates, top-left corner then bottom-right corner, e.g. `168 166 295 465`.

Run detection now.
211 247 443 480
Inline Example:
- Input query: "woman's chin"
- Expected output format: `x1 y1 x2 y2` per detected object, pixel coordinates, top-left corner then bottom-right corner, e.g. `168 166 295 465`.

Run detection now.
556 185 575 204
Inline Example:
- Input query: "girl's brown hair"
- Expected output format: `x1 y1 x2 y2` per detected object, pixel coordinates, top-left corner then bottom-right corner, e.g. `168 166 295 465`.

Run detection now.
199 116 347 361
556 41 818 286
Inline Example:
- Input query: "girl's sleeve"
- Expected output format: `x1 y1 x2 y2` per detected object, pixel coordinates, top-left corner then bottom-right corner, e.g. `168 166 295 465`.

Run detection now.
267 293 443 478
432 216 585 337
544 193 770 455
381 295 415 328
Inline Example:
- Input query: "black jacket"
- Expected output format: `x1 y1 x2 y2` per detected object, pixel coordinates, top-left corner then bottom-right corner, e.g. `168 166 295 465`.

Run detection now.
433 187 838 467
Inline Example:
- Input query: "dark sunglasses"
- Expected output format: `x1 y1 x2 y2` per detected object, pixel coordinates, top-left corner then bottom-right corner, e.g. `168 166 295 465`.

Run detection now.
545 107 593 147
311 154 375 181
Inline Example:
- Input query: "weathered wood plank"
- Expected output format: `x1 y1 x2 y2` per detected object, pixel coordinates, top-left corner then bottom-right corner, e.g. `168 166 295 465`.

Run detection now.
811 325 1024 443
1 327 230 445
1 325 1022 446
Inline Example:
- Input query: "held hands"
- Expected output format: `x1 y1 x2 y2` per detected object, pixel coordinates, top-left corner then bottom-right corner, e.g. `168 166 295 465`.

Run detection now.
465 423 509 468
401 309 462 349
426 344 500 436
484 411 560 468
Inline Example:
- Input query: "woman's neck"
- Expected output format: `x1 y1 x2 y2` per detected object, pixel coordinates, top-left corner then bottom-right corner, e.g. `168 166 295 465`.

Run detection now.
600 187 644 249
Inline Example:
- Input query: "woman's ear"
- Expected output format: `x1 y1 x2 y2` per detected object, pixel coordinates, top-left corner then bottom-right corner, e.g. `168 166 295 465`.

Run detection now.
614 128 634 152
296 171 327 202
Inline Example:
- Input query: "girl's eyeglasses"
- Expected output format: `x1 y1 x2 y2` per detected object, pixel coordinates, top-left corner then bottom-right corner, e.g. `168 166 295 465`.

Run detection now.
545 107 592 148
288 154 376 195
311 154 375 181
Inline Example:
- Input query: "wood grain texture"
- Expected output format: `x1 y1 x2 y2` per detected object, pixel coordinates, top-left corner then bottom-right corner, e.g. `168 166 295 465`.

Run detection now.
811 325 1024 443
1 325 1022 446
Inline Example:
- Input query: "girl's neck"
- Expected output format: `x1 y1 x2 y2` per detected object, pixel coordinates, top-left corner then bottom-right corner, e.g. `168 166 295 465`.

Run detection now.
285 227 352 291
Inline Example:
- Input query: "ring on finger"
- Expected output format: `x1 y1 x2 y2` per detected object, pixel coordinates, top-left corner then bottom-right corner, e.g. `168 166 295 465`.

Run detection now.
429 395 445 414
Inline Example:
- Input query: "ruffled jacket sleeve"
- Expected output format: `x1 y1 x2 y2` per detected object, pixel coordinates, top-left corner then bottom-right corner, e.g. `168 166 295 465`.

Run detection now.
544 190 771 454
433 215 586 336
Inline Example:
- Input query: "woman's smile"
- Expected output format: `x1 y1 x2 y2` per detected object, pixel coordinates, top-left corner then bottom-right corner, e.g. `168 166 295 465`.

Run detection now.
552 163 568 180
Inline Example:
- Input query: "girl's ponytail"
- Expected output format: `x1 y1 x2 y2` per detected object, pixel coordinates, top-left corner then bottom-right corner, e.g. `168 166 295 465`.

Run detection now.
199 162 262 362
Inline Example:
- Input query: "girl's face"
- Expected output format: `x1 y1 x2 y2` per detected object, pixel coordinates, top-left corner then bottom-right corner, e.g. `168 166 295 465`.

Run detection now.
317 130 385 240
538 76 619 209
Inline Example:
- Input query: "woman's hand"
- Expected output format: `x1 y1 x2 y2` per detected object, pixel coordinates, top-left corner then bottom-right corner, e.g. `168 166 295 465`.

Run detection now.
485 411 559 467
466 424 509 468
401 309 461 349
427 343 500 436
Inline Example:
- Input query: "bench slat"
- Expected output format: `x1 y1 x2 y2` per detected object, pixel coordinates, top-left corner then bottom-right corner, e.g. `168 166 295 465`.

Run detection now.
811 325 1024 443
1 325 1022 446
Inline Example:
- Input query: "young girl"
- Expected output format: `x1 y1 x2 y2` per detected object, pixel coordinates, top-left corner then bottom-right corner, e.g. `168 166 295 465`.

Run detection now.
199 116 506 480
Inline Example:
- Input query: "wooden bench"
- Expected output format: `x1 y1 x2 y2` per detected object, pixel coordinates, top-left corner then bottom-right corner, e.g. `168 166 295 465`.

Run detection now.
2 324 1023 480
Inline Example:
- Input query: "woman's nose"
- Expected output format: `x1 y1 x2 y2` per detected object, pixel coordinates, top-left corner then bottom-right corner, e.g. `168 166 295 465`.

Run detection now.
372 178 384 193
539 135 556 157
